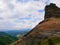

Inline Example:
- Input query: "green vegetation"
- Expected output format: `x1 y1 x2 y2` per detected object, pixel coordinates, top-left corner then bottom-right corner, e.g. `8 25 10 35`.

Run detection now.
30 41 34 45
48 38 54 45
28 37 60 45
37 41 41 45
42 37 60 45
0 32 18 45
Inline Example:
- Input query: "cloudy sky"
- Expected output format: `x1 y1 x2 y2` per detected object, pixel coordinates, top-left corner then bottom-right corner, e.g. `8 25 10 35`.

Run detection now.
0 0 60 30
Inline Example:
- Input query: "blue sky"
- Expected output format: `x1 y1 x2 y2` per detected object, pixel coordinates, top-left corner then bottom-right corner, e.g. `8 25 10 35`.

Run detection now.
0 0 60 30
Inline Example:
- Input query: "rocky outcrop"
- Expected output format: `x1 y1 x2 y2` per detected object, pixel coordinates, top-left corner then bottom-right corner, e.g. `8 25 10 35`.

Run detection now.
10 3 60 45
45 3 60 19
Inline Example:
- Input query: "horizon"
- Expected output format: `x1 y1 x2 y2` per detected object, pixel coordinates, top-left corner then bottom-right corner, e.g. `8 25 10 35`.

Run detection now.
0 28 31 31
0 0 60 31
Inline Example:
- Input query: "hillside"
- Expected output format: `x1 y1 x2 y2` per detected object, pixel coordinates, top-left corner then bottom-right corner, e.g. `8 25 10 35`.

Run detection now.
22 3 60 41
10 3 60 45
37 36 60 45
0 32 18 45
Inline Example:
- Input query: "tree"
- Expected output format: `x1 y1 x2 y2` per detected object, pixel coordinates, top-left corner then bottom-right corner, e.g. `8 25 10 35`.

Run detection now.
48 38 54 45
37 41 41 45
0 41 5 45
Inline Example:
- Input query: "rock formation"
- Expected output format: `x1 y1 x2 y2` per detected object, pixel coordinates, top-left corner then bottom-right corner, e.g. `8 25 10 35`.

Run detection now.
45 3 60 19
10 3 60 45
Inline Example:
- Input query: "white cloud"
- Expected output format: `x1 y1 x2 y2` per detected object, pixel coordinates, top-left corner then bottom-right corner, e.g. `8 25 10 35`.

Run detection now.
0 0 45 30
0 0 60 30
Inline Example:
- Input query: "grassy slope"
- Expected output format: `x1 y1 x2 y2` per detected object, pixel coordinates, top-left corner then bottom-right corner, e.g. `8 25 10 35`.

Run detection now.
0 32 18 45
27 36 60 45
41 37 60 45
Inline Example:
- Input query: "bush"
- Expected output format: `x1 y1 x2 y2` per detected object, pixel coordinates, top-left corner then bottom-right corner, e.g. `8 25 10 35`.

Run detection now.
37 41 41 45
48 38 54 45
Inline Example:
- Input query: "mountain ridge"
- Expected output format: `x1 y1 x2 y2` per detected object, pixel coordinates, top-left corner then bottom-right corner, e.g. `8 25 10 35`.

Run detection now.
10 3 60 45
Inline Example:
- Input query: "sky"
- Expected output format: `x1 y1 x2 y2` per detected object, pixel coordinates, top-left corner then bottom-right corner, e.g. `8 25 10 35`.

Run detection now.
0 0 60 30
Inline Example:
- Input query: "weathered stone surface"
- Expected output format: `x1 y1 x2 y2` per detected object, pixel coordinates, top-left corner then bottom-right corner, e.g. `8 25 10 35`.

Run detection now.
45 3 60 19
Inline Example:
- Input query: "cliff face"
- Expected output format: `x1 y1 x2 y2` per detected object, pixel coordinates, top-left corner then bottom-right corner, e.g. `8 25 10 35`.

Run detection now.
11 3 60 45
45 3 60 19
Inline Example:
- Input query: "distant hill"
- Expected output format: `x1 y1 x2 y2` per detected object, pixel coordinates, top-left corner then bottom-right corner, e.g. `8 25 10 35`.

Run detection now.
4 29 31 37
0 32 18 45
